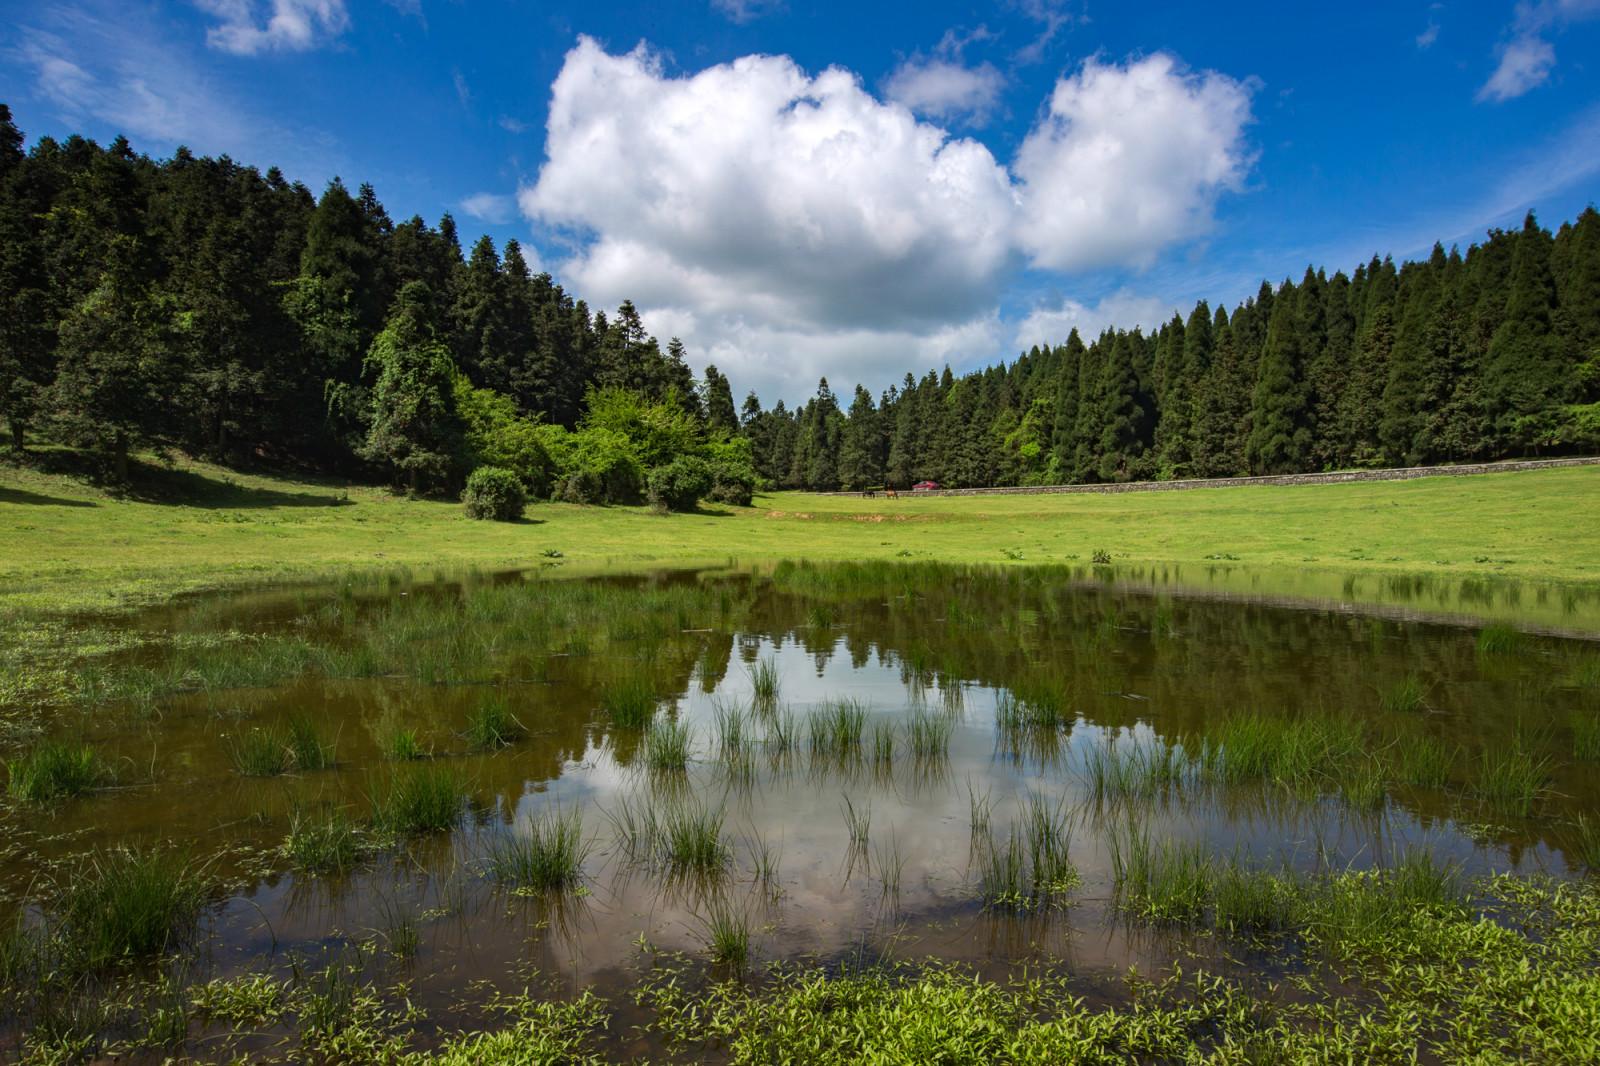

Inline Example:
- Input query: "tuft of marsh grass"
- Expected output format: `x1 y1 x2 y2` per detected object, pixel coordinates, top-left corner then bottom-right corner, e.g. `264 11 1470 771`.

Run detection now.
750 658 781 708
1571 814 1600 872
1084 740 1189 803
874 833 904 908
373 764 467 834
1339 760 1387 811
967 783 993 845
1392 735 1455 788
1572 713 1600 762
975 795 1079 910
659 800 730 874
1199 712 1362 790
714 702 749 761
1211 863 1299 933
765 707 798 759
1476 745 1551 817
905 709 953 761
378 722 426 761
286 713 334 770
975 827 1028 909
227 725 292 777
465 695 524 751
486 808 590 893
602 677 658 730
1476 624 1524 656
284 807 368 874
57 847 207 969
1107 822 1211 923
842 795 871 852
643 717 693 773
870 721 895 768
5 741 105 803
703 898 751 967
1380 675 1428 714
808 699 867 757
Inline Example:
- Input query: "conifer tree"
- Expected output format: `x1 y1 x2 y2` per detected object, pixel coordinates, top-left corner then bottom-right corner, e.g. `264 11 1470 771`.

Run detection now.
362 281 462 493
1247 291 1313 473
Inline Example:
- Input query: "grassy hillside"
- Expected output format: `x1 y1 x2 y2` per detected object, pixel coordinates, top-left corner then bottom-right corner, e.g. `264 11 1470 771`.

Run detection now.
2 454 1597 618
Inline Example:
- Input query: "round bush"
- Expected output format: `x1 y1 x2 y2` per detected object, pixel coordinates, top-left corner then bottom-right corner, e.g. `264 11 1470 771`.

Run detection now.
707 460 756 506
462 466 526 521
646 456 714 513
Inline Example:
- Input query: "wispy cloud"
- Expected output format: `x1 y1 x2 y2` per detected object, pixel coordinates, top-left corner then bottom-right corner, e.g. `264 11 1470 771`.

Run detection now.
459 191 514 224
452 69 471 107
1011 0 1084 65
710 0 784 24
195 0 350 56
884 27 1005 127
11 4 338 178
1478 0 1600 102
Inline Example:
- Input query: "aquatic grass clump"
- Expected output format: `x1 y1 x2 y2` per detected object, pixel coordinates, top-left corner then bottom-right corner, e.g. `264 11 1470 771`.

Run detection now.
1107 825 1211 924
1392 735 1455 788
1380 675 1428 714
373 764 468 834
974 795 1079 910
1084 740 1189 803
465 695 524 750
1572 712 1600 762
870 721 896 768
1475 624 1524 656
660 801 731 874
226 726 293 777
1338 760 1387 811
1571 814 1600 872
1476 745 1551 817
703 899 751 967
750 658 781 708
602 677 658 730
905 709 953 761
486 808 590 893
284 808 368 874
842 795 871 851
808 699 867 757
378 723 426 761
1211 863 1299 933
286 713 335 770
713 703 749 761
1200 712 1362 790
5 741 105 803
644 718 693 773
57 847 208 968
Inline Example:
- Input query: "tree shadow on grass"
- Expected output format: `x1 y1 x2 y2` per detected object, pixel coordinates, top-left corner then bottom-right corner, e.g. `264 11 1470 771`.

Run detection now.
0 485 98 508
116 464 355 509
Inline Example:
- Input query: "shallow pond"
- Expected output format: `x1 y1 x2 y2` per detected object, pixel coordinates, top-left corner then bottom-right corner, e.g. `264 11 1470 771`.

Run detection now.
3 560 1600 1058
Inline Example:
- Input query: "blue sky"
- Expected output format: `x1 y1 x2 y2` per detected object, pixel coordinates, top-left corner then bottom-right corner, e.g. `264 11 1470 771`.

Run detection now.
3 0 1598 403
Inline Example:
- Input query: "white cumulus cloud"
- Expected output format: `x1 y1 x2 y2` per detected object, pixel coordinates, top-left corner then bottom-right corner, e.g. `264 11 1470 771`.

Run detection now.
195 0 350 56
1013 54 1255 272
520 39 1255 401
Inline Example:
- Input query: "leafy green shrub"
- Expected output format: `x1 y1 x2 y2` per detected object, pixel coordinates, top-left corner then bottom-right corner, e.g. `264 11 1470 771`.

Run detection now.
545 426 645 504
706 460 756 506
455 377 556 497
647 456 714 513
462 466 526 521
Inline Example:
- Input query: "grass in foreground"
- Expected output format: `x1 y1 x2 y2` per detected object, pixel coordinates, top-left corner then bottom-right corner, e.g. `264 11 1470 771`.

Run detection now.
5 741 105 802
485 808 590 893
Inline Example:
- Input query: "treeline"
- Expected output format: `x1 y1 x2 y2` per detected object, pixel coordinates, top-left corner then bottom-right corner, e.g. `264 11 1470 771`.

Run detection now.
2 103 1597 501
742 210 1600 490
0 104 748 507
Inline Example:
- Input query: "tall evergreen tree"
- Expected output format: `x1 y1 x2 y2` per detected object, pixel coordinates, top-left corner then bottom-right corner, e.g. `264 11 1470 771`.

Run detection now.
362 281 462 493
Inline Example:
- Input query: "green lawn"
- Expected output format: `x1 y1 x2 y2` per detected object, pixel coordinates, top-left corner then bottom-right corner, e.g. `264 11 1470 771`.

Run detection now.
2 455 1598 619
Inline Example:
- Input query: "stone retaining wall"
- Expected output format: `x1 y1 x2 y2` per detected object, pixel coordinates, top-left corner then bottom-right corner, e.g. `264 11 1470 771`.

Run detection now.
818 456 1600 498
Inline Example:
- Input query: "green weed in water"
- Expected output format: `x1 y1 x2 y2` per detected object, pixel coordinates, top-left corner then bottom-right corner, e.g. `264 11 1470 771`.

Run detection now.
286 713 335 770
808 699 867 757
703 899 751 967
842 795 871 851
378 723 426 761
1476 745 1550 817
1392 734 1455 788
5 742 104 802
373 764 467 834
660 801 730 874
1380 675 1427 714
1572 713 1600 762
1476 624 1524 656
750 658 781 708
1339 760 1387 811
465 695 524 750
226 726 292 777
905 708 953 760
57 847 207 969
284 807 368 874
486 808 590 893
602 677 657 730
644 717 693 773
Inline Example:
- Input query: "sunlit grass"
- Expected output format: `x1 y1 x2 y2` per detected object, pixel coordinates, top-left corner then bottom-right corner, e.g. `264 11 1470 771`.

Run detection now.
486 808 590 893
